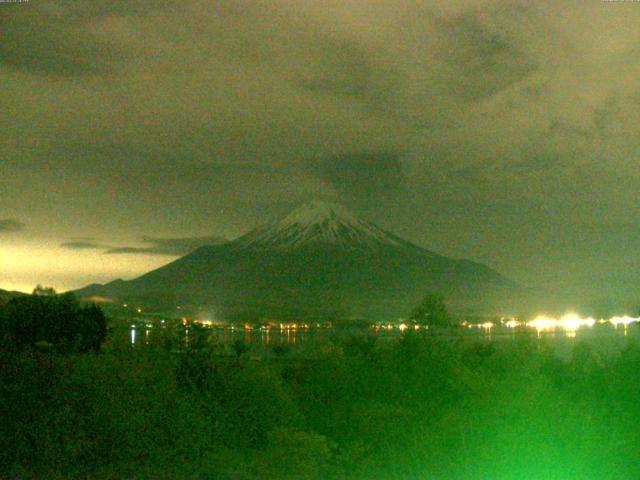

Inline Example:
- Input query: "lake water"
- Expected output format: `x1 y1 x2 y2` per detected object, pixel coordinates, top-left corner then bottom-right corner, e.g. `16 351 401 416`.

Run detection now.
115 320 640 360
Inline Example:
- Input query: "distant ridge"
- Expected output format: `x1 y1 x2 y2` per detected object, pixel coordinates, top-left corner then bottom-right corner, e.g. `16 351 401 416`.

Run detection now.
76 201 519 320
0 288 27 304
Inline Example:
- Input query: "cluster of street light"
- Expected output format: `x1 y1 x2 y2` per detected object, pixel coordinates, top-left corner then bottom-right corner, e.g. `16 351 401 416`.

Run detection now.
475 314 640 333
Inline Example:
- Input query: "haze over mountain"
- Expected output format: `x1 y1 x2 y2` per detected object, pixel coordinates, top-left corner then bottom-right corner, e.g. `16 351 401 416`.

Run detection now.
76 202 518 321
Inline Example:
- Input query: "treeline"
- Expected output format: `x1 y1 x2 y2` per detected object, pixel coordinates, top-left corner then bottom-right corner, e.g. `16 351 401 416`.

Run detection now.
2 316 640 478
0 286 107 354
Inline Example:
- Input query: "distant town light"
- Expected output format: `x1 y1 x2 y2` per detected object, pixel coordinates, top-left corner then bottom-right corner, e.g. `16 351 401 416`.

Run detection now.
610 316 639 327
521 313 618 333
527 315 558 331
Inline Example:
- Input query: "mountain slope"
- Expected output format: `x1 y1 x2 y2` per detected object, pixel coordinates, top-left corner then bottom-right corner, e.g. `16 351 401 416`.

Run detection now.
0 289 27 304
76 202 518 320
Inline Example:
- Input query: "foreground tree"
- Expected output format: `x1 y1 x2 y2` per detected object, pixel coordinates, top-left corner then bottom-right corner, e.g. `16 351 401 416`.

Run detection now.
409 292 451 327
0 287 107 353
232 339 250 361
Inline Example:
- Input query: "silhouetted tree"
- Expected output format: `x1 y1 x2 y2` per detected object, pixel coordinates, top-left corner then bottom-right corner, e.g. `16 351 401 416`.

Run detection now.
32 284 57 297
232 339 250 360
0 288 107 353
272 344 291 359
409 292 451 327
77 303 108 352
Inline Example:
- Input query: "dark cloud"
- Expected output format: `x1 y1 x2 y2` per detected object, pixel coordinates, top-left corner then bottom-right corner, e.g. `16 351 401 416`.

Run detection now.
105 235 228 256
297 37 377 99
435 8 537 101
0 219 25 232
60 234 227 255
3 0 640 301
0 0 182 76
0 6 119 75
310 151 407 198
60 241 105 250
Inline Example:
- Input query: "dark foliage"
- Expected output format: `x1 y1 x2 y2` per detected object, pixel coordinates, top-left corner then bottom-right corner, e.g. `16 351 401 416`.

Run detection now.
0 287 107 353
1 321 640 479
409 292 451 327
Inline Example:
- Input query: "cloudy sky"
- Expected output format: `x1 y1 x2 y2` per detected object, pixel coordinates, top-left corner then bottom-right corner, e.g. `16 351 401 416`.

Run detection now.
1 0 639 307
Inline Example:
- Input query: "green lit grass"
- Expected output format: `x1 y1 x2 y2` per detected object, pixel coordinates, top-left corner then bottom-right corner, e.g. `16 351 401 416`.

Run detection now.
1 331 639 479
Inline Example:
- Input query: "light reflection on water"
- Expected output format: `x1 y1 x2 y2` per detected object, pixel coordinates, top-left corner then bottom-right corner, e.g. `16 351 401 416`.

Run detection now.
123 322 640 360
129 326 153 346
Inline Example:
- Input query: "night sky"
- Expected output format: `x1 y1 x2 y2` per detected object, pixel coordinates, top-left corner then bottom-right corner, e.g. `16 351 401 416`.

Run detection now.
1 1 639 309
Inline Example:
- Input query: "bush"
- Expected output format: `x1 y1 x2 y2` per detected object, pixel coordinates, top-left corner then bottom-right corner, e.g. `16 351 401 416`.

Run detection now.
0 289 107 353
4 326 640 479
254 428 333 480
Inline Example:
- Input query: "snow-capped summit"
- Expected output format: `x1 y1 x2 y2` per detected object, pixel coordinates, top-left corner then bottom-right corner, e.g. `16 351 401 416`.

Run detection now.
234 201 404 250
277 201 359 228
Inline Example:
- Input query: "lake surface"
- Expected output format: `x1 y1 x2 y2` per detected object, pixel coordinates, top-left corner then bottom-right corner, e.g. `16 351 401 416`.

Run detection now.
114 319 640 360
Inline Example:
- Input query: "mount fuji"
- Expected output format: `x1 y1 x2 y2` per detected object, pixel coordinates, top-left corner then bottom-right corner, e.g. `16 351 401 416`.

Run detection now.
75 202 518 320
